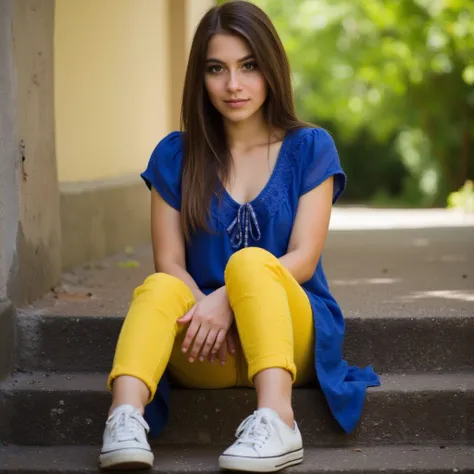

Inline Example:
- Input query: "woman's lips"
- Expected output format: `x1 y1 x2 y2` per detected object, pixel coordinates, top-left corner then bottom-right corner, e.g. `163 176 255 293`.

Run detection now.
224 99 249 108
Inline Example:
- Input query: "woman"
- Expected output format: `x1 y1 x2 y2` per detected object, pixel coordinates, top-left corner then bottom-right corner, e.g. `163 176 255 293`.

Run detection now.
99 1 380 472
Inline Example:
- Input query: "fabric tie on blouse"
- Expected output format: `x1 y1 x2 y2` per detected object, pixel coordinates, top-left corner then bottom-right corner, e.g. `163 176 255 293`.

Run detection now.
227 203 262 249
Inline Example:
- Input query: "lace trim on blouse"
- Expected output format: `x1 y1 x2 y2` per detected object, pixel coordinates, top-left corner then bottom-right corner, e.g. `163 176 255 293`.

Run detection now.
211 129 309 248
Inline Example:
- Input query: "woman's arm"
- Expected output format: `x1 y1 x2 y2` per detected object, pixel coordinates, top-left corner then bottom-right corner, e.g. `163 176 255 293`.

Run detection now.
150 187 205 302
279 176 334 283
151 186 235 363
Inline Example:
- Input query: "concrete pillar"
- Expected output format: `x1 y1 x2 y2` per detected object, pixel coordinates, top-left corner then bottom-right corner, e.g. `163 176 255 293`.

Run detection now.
0 0 61 308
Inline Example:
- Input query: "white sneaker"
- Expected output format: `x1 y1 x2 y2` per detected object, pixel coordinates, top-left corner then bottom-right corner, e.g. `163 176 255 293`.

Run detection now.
218 408 303 472
99 404 154 470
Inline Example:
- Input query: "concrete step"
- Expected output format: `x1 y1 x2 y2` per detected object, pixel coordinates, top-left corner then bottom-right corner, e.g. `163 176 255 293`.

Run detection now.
0 444 472 473
0 371 472 447
15 311 474 374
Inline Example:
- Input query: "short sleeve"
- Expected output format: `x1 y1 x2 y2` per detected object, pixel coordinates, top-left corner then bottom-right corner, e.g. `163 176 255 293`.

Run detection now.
141 131 183 211
300 128 346 204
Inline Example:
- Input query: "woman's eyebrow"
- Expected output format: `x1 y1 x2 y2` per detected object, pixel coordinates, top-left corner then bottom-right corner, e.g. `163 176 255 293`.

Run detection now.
205 54 254 64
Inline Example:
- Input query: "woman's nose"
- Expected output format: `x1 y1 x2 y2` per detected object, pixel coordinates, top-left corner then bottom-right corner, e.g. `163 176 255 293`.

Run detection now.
226 71 242 92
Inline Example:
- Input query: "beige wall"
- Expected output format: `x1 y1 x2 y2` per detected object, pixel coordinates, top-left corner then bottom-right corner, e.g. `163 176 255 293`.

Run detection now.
55 0 215 270
185 0 214 57
55 0 215 184
167 0 215 130
55 0 170 183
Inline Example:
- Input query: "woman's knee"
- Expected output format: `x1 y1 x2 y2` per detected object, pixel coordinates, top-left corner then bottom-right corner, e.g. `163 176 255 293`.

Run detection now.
225 247 276 280
127 272 195 328
132 272 190 300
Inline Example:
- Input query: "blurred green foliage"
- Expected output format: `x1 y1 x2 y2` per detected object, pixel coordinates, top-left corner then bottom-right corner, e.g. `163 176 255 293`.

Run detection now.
217 0 474 206
447 180 474 212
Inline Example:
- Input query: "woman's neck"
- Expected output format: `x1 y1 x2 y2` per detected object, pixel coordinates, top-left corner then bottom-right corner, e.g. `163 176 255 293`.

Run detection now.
224 113 270 151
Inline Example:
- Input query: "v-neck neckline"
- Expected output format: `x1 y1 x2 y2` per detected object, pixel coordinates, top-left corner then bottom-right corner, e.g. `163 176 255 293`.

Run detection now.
221 130 292 208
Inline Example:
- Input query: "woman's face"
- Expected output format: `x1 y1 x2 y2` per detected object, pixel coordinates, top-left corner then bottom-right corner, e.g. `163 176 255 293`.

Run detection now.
204 33 267 125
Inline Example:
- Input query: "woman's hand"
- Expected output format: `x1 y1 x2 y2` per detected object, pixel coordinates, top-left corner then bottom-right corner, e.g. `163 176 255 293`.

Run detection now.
177 287 234 363
209 322 240 365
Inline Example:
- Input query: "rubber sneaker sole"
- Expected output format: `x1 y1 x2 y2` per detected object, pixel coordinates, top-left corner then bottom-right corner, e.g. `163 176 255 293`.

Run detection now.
219 447 303 472
99 448 154 470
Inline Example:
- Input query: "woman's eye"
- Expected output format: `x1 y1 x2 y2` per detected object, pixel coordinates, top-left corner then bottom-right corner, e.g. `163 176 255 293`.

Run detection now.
208 65 223 73
243 62 257 71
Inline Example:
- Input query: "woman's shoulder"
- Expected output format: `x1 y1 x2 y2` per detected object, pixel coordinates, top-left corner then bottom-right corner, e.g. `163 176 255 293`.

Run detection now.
141 131 184 209
285 127 336 171
153 130 184 158
146 131 185 182
294 126 345 201
292 126 335 149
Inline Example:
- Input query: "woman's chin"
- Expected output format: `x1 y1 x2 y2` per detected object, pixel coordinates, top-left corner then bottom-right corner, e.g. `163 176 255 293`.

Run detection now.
221 109 258 124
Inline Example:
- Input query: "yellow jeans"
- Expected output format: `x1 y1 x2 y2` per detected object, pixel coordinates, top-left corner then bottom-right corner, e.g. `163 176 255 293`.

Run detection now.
108 247 315 402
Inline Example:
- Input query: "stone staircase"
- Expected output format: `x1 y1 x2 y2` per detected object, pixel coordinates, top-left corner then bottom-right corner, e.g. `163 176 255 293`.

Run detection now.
0 223 473 473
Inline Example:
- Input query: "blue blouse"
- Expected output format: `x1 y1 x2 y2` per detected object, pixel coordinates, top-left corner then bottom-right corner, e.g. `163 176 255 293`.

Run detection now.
141 127 380 436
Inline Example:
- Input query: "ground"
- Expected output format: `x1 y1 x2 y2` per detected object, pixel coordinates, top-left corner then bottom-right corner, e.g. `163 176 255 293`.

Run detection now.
23 207 474 321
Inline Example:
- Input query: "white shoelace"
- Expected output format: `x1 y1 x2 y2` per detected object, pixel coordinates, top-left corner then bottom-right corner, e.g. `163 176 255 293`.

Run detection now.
235 411 274 449
106 409 150 443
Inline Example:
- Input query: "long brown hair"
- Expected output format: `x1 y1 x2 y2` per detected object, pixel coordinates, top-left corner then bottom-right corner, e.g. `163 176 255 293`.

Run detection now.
180 0 310 241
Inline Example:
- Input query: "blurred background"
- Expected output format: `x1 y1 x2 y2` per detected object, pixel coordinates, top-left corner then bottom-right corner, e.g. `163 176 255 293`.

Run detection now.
217 0 473 211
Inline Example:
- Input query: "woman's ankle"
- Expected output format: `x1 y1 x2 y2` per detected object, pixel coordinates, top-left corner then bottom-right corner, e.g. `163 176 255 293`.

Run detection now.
254 368 294 428
109 375 150 416
258 402 294 428
108 401 145 417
